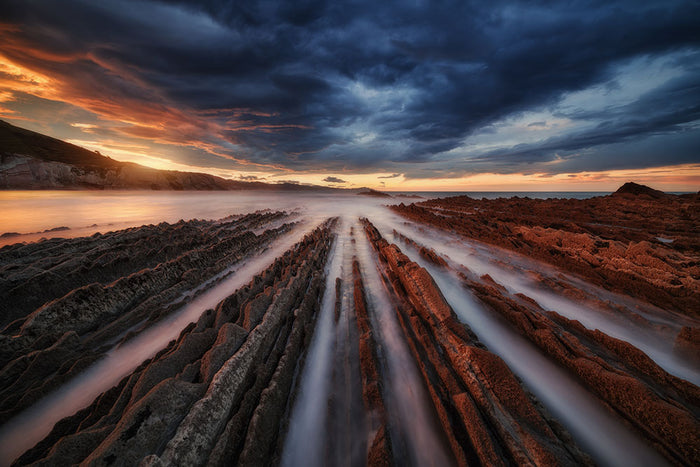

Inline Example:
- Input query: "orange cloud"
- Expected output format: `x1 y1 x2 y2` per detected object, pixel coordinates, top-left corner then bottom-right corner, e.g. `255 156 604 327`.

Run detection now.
0 54 56 99
381 165 700 192
0 26 301 173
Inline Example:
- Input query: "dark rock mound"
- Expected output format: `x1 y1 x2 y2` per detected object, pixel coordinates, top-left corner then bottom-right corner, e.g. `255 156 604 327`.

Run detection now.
357 189 392 198
613 182 667 199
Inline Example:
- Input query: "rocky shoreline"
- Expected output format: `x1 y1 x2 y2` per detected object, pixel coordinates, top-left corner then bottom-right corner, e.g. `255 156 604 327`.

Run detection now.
0 187 697 466
361 218 592 466
390 226 699 465
391 183 700 316
10 219 336 466
0 212 293 424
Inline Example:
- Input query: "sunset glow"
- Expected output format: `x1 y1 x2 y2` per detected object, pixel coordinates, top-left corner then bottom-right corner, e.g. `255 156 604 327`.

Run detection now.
1 3 699 466
0 1 698 190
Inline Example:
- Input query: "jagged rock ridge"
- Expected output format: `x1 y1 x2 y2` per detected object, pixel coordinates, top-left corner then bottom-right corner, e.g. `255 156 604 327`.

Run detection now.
0 212 293 422
11 219 337 466
0 204 697 466
391 183 700 316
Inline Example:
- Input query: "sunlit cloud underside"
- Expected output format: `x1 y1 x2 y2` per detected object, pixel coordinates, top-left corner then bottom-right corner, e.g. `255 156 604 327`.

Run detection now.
0 1 698 191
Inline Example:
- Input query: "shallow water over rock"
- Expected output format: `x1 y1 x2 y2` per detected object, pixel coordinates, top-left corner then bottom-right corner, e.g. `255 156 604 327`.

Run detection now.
0 191 696 466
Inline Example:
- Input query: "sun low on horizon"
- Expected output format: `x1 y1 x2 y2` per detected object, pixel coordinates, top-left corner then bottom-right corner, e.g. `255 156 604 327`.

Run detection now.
0 0 699 192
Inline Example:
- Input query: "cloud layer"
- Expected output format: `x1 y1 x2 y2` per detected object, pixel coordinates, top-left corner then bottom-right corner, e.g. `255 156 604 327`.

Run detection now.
0 0 698 181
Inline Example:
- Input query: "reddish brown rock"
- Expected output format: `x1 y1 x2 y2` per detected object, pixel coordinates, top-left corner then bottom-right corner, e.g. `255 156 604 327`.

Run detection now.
352 258 393 465
674 326 700 362
361 218 592 467
463 273 700 465
391 184 700 316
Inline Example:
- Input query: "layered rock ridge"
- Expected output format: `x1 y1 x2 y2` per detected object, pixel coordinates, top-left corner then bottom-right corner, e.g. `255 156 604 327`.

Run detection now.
12 218 337 466
391 229 700 466
360 218 592 466
391 185 699 316
0 212 293 423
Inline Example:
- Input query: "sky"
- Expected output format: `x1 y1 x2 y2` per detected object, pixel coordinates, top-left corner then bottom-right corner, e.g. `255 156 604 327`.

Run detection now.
0 0 699 191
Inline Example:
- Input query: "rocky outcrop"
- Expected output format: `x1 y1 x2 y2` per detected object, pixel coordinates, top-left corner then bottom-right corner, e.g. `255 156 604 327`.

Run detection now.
391 184 700 316
361 219 592 466
393 230 700 466
0 212 293 423
614 181 668 198
357 189 392 198
0 211 287 329
13 219 337 466
352 258 393 465
468 277 700 465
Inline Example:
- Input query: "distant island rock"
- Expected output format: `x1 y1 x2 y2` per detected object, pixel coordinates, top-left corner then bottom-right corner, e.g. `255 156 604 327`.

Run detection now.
43 226 70 233
357 188 392 198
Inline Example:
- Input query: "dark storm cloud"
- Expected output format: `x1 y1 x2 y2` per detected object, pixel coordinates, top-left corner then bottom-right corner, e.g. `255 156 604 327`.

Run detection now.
1 0 699 175
465 70 700 171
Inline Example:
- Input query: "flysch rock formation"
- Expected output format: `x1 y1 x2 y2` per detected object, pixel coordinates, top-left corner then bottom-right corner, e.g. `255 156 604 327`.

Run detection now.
352 258 393 465
0 211 293 423
2 193 697 466
11 218 337 466
391 184 700 316
390 228 700 466
360 218 592 467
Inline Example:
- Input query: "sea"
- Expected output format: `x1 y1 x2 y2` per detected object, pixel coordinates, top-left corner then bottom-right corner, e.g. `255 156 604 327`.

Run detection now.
0 190 609 242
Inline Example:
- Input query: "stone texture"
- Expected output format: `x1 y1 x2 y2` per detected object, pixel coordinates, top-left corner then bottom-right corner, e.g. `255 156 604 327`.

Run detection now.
391 185 699 315
361 218 592 466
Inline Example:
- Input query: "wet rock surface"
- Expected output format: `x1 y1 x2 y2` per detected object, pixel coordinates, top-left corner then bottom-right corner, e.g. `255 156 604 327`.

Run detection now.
2 196 698 466
391 184 700 316
361 218 592 466
0 211 293 423
352 258 393 465
469 278 700 464
10 218 337 466
391 228 700 466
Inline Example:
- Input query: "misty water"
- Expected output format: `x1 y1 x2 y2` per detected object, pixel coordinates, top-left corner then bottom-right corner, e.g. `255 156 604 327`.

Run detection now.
0 219 321 463
0 190 603 245
371 213 699 386
0 191 696 466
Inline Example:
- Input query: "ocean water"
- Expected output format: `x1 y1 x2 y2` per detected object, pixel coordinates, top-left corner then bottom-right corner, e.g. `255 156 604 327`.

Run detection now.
391 191 609 199
0 190 608 244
